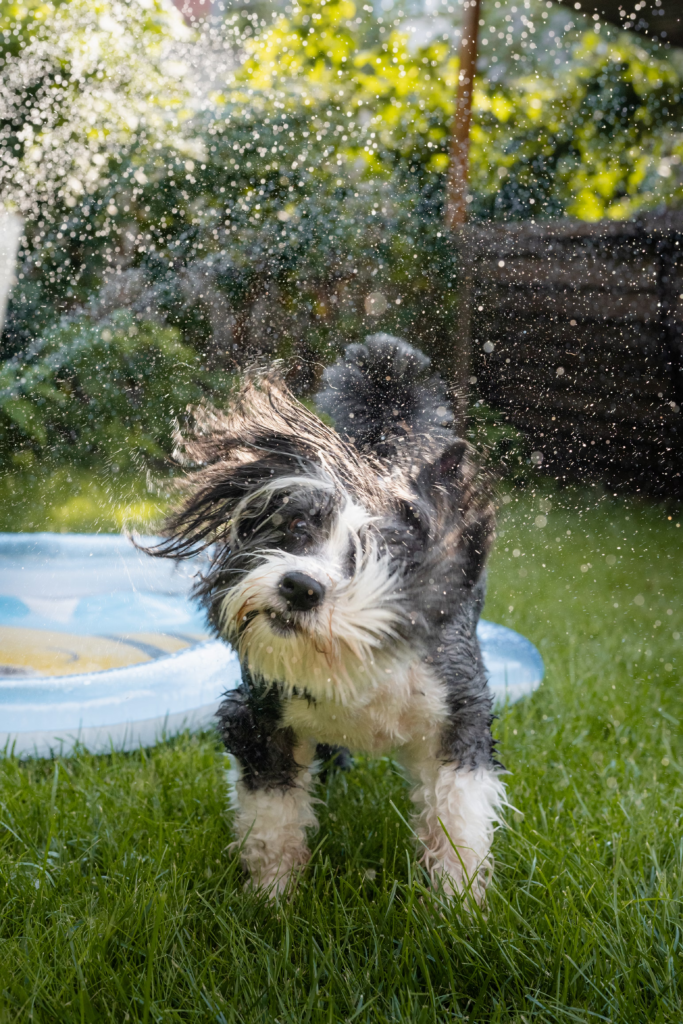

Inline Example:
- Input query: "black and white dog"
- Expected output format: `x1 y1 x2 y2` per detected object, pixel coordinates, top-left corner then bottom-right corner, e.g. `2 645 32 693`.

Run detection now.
152 334 504 903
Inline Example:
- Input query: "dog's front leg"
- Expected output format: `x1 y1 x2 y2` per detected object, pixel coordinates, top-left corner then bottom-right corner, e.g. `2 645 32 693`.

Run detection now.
399 742 505 905
218 684 318 896
231 745 317 895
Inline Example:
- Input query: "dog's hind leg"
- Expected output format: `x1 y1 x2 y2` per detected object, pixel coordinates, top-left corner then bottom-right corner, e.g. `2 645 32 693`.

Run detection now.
219 681 318 896
314 743 353 782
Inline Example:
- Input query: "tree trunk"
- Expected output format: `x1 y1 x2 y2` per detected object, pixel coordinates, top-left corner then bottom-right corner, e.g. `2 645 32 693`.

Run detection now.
445 0 480 230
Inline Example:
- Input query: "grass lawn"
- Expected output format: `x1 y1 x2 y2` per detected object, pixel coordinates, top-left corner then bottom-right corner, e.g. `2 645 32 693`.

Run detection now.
1 467 682 1022
0 463 167 535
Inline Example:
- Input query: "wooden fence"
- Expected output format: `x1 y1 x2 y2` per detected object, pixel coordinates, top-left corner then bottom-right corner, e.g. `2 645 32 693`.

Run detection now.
462 212 683 499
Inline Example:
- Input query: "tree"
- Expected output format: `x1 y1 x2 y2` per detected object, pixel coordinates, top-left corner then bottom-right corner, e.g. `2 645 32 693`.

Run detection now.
0 0 193 352
470 30 683 221
0 0 192 215
3 0 682 381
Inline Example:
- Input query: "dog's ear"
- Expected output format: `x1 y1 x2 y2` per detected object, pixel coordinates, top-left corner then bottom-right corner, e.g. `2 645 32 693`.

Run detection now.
145 453 293 561
417 440 470 492
458 505 495 588
419 441 495 588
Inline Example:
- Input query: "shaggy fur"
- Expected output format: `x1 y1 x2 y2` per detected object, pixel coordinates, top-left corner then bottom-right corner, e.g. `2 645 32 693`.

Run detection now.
148 334 504 903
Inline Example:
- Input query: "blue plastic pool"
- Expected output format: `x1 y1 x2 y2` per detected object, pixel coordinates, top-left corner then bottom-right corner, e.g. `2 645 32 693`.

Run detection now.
0 533 544 758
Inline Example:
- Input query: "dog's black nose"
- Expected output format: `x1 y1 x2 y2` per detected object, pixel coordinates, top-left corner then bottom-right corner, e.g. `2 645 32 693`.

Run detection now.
278 572 325 611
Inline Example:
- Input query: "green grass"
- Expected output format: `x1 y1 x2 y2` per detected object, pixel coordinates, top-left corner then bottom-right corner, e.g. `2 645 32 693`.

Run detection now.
0 463 168 534
1 469 683 1022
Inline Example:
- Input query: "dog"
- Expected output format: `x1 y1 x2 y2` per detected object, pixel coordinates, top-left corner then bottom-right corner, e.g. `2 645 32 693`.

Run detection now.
150 334 504 903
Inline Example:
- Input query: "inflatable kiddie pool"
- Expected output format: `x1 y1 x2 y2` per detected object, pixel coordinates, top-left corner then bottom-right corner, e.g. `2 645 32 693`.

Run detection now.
0 534 544 758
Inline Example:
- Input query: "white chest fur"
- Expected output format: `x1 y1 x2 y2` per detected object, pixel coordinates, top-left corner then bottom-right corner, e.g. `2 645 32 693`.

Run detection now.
281 657 448 756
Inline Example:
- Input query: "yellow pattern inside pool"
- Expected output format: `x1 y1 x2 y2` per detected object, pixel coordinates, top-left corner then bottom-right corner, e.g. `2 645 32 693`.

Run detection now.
0 627 208 677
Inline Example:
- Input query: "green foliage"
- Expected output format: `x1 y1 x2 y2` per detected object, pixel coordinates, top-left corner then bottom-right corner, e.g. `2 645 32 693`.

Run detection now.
236 2 683 221
238 0 458 170
471 32 683 221
0 0 193 354
0 310 234 469
1 485 683 1021
3 2 681 349
3 9 462 376
467 399 535 488
0 0 191 214
2 0 683 473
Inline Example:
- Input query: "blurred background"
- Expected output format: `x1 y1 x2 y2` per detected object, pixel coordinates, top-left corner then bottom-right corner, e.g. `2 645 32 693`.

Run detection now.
1 0 682 528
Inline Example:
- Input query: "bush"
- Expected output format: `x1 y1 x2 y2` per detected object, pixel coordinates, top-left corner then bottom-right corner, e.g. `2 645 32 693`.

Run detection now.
0 310 233 470
0 0 190 216
2 0 463 381
4 4 681 366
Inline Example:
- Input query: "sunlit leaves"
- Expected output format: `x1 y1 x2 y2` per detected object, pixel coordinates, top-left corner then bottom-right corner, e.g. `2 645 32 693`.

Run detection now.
240 0 357 92
470 32 683 221
3 0 683 415
0 0 192 215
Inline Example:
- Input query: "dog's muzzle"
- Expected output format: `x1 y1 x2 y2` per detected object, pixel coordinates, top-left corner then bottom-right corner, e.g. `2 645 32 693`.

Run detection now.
278 572 326 612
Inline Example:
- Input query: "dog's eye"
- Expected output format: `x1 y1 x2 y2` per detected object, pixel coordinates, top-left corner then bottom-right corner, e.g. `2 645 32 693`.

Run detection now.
401 501 424 531
288 516 308 535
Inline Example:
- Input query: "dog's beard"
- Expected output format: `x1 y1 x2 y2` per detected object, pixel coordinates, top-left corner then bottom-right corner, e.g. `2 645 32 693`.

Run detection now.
218 531 403 704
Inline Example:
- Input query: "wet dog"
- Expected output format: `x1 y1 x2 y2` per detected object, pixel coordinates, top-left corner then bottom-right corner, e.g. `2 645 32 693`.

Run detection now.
150 335 504 903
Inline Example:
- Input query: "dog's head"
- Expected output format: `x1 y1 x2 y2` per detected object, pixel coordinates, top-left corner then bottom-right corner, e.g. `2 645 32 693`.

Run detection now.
150 371 494 702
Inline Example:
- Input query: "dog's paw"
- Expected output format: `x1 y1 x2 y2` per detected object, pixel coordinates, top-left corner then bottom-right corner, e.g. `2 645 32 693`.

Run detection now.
245 846 310 899
420 847 493 908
